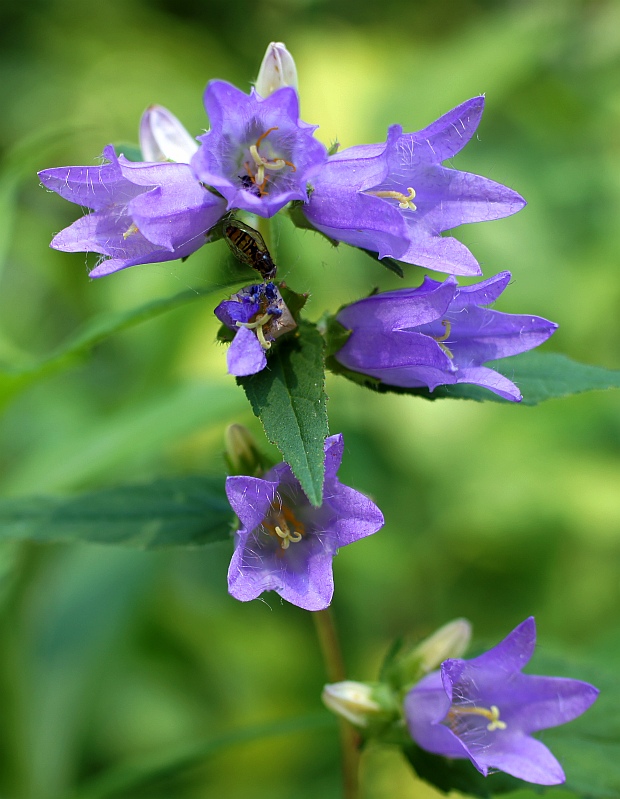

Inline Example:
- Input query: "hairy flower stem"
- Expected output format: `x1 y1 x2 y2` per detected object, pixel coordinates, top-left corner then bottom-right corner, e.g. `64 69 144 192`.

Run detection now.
256 215 277 264
312 609 361 799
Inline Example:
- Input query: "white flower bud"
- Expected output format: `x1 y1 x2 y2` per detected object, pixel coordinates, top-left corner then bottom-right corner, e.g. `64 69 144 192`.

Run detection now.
414 618 472 674
139 105 198 164
322 681 392 728
255 42 298 98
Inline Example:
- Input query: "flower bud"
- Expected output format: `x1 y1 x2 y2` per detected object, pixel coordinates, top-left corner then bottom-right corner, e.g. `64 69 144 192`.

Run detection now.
139 105 198 164
224 424 267 477
322 681 398 729
255 42 298 98
389 619 472 689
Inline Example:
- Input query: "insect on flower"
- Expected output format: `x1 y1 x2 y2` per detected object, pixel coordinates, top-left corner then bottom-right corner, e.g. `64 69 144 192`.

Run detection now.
224 219 277 280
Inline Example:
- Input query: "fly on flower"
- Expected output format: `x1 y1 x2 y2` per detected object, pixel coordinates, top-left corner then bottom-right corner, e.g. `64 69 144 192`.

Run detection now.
224 219 277 280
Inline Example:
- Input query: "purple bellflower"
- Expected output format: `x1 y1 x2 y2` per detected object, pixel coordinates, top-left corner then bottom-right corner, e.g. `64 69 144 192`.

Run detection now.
39 145 226 277
404 617 598 785
225 434 384 611
215 282 297 377
302 97 525 276
191 80 327 218
334 271 557 402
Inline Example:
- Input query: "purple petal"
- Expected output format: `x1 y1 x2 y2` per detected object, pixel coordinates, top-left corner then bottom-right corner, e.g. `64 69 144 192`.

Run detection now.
456 366 523 401
468 617 537 674
337 277 455 332
323 434 344 483
398 229 483 276
225 475 277 531
39 146 140 211
451 271 512 310
474 733 566 785
227 326 267 376
503 675 599 734
408 96 485 163
327 484 384 546
405 671 468 759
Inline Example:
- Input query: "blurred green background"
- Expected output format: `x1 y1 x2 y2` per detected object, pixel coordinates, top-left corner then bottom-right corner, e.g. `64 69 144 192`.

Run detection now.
0 0 619 796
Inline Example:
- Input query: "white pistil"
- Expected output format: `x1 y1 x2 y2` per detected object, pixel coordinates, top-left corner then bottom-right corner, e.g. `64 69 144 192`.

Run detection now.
274 523 303 550
235 312 273 350
122 223 140 239
368 187 417 210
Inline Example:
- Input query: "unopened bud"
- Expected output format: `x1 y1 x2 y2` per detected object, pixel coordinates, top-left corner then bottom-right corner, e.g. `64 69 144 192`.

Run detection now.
255 42 298 98
225 424 267 477
322 681 398 729
139 105 198 163
390 619 472 689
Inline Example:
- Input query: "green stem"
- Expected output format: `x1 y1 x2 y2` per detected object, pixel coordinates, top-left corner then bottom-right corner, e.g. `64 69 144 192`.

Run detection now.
255 214 278 265
312 609 361 799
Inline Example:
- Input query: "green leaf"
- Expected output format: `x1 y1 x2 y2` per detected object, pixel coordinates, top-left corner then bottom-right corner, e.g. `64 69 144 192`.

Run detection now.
238 321 329 506
329 351 620 406
0 279 244 405
67 712 335 799
0 476 233 549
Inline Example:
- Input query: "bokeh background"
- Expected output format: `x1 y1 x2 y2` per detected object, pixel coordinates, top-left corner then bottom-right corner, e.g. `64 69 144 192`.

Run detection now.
0 0 619 796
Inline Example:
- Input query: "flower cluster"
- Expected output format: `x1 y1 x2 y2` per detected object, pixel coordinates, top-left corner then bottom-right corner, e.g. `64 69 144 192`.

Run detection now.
38 42 594 790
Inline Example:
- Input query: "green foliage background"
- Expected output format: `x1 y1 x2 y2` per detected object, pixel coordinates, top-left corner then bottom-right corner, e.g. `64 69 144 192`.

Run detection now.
0 0 619 796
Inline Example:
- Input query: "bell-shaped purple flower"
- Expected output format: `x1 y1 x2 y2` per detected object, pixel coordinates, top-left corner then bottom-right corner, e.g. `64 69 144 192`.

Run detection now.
405 618 598 785
191 80 327 218
215 282 297 377
303 97 525 276
39 145 226 278
333 271 557 402
225 434 384 611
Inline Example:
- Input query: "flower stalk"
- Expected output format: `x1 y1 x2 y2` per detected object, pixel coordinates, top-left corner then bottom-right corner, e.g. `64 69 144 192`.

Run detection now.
312 609 361 799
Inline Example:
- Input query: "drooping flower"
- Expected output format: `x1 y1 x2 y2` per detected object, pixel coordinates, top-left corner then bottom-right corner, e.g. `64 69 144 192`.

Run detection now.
255 42 298 98
404 617 598 785
139 104 199 163
191 80 327 218
302 96 525 276
225 434 384 611
39 145 226 277
332 271 557 402
214 282 296 377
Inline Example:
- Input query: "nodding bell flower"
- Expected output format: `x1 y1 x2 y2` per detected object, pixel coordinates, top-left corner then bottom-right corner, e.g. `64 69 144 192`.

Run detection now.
405 618 599 785
302 96 525 276
225 434 384 611
191 80 327 217
139 105 199 164
39 145 226 278
255 42 298 98
214 283 297 377
333 271 558 402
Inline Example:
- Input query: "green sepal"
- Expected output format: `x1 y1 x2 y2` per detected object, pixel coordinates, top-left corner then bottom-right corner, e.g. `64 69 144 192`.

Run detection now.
327 140 340 156
360 247 405 278
113 142 143 162
322 315 352 359
277 282 309 323
287 201 340 247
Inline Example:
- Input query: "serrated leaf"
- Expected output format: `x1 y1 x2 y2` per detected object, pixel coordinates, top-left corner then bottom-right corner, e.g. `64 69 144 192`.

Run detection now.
329 351 620 406
0 476 233 549
238 321 329 506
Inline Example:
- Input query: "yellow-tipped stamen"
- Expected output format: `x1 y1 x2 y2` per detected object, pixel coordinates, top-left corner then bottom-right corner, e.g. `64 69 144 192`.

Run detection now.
246 127 297 196
448 704 507 732
122 223 140 239
432 320 453 359
368 187 417 210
